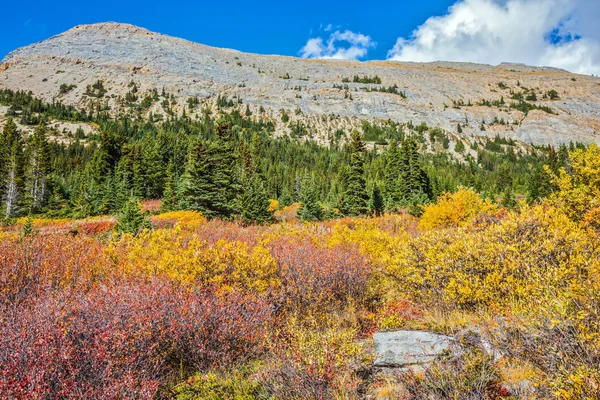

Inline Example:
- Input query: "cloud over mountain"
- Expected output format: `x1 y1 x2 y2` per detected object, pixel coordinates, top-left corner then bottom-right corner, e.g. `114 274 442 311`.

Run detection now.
387 0 600 75
300 30 375 60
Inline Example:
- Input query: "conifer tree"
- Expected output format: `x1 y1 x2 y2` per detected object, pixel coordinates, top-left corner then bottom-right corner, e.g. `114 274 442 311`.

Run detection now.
239 174 273 225
501 185 517 209
179 139 213 214
1 118 25 218
384 139 401 210
25 122 51 213
339 131 369 216
161 161 177 212
297 175 323 221
210 124 242 218
398 136 432 205
115 196 151 236
369 184 384 216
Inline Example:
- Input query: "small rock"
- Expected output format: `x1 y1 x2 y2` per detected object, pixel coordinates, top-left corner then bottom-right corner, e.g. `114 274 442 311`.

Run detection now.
373 330 455 368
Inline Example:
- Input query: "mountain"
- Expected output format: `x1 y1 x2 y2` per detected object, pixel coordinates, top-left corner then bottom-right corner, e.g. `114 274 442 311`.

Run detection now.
2 22 600 146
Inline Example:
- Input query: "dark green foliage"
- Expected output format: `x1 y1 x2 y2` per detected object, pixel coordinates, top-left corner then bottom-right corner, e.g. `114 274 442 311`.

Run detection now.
297 176 323 221
179 125 241 219
501 185 517 209
21 214 34 237
115 196 151 236
160 161 177 212
338 132 369 216
351 75 381 84
25 123 51 213
0 89 561 221
384 140 402 210
239 175 273 225
368 184 384 216
455 140 465 153
1 118 25 218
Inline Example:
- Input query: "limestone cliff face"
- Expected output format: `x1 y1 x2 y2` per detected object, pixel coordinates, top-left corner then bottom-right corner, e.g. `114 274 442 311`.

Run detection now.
2 22 600 146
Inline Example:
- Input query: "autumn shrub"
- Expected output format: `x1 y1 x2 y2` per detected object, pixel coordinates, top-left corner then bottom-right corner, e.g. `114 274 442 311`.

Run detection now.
111 228 279 292
0 234 111 305
400 348 507 399
151 210 206 230
548 143 600 220
257 316 366 400
419 188 500 230
172 366 269 400
380 204 598 310
490 294 600 398
268 236 372 314
78 219 116 235
0 279 274 399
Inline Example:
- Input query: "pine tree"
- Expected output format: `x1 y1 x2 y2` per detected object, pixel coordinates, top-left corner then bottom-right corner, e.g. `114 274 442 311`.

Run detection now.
70 181 95 219
25 122 51 213
239 174 273 225
384 139 401 211
398 136 432 205
115 196 151 236
179 139 213 214
547 146 560 175
339 131 369 216
21 214 34 237
179 126 241 219
297 175 323 221
526 165 554 204
369 184 384 217
1 118 25 218
161 161 177 212
501 186 517 209
210 124 242 218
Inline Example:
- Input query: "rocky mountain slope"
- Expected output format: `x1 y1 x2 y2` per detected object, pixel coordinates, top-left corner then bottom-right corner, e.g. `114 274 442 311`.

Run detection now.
2 22 600 146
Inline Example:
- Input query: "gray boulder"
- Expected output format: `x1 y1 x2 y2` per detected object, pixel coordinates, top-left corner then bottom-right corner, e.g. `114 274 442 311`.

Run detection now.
373 330 455 368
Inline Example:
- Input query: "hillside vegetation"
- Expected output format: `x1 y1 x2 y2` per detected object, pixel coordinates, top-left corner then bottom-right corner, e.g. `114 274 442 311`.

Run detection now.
1 86 600 398
1 147 599 398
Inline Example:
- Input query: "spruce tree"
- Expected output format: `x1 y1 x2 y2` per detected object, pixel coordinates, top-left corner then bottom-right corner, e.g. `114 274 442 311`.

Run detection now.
115 196 151 236
297 175 323 221
501 186 517 210
25 122 51 213
179 139 213 215
384 139 401 211
1 118 25 218
398 136 432 206
339 131 369 216
210 124 242 218
369 184 384 217
161 161 177 212
239 174 273 225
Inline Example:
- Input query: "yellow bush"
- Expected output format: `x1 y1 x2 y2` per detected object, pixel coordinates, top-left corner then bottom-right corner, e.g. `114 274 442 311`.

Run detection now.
549 144 600 221
383 205 597 309
152 210 205 230
110 227 279 292
419 188 499 230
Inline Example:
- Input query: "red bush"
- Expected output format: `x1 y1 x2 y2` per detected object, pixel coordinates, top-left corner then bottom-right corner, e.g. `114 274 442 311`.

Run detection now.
0 279 273 398
269 237 372 312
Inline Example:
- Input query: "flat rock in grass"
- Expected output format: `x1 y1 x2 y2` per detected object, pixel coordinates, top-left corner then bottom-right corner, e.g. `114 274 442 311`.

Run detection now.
373 330 455 368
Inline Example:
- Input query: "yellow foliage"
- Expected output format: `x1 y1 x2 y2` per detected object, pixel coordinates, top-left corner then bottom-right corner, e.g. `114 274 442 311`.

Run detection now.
419 188 499 230
152 210 206 230
110 227 279 292
267 199 279 212
549 144 600 220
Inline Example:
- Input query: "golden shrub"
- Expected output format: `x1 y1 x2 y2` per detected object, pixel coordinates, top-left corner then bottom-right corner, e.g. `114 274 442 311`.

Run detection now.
419 188 499 230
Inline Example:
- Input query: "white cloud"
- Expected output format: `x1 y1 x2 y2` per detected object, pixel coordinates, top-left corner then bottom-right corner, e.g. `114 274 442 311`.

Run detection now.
300 30 375 60
387 0 600 75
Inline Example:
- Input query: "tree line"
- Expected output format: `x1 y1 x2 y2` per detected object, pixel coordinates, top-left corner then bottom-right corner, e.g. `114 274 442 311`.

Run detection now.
0 88 573 224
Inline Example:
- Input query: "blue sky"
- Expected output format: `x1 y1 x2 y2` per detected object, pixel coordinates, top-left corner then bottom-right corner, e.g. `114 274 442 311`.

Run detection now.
2 0 600 75
0 0 453 60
